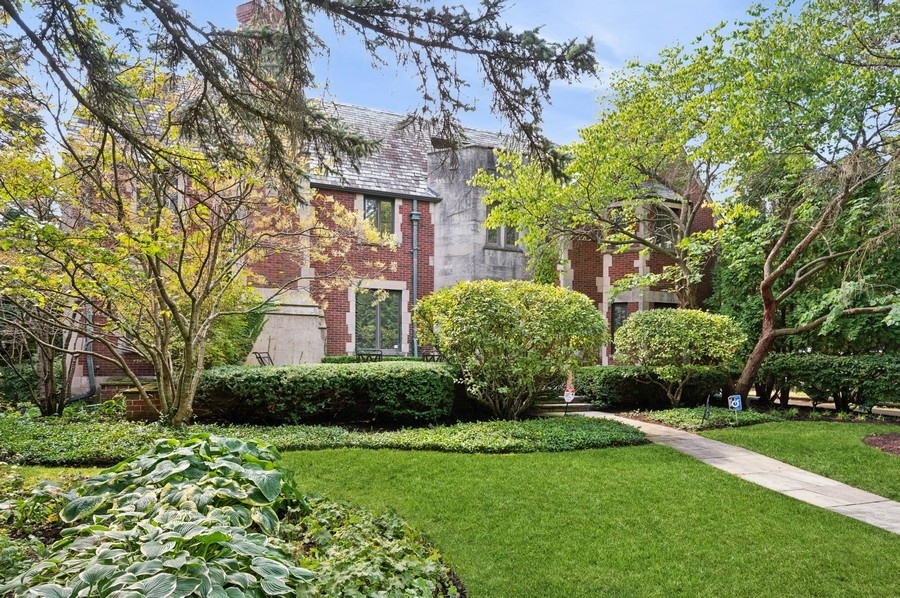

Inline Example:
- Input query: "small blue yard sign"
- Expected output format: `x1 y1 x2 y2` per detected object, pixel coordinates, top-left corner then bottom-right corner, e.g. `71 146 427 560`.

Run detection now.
727 395 743 411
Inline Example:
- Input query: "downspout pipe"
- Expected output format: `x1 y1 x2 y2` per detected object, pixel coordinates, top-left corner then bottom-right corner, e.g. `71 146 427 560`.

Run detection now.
68 305 96 403
410 202 421 357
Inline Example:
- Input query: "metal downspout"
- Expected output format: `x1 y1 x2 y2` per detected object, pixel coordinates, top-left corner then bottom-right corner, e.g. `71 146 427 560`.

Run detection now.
410 201 421 357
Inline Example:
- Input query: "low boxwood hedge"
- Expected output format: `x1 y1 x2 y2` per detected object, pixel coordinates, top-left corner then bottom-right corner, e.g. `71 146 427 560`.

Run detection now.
194 362 457 425
575 365 730 410
320 355 424 364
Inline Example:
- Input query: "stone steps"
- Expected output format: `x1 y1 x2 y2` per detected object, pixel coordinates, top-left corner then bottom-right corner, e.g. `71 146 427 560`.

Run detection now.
530 398 595 414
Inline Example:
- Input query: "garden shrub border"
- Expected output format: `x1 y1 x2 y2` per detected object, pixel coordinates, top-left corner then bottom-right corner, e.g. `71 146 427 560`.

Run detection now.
575 365 730 410
194 361 458 425
760 353 900 412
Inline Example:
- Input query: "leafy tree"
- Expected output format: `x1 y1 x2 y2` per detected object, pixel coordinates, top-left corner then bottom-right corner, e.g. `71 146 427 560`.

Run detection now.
0 70 372 424
481 0 900 398
0 301 80 416
473 42 723 307
706 0 900 397
0 1 597 424
1 0 596 185
613 309 745 407
413 280 607 419
0 82 79 415
203 308 268 369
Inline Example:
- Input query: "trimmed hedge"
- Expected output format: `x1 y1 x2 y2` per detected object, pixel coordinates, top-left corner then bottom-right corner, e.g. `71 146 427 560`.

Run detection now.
760 353 900 413
195 361 457 425
575 365 729 410
320 355 424 364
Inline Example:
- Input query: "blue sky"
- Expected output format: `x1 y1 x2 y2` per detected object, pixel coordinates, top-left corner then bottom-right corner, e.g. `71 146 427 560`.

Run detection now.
182 1 756 143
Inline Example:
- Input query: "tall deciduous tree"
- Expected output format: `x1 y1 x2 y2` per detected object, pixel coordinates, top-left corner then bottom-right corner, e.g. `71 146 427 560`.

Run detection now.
710 0 900 397
474 43 722 307
0 1 597 423
482 0 900 399
1 70 375 425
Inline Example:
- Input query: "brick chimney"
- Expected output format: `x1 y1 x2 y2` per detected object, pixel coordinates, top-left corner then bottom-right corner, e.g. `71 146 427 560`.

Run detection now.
236 1 283 28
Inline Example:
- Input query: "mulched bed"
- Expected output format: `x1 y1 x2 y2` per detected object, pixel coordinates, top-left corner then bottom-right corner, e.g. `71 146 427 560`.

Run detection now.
863 434 900 456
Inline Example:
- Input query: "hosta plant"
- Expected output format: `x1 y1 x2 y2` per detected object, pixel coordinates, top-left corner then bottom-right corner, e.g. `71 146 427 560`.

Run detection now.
1 434 462 597
0 435 312 597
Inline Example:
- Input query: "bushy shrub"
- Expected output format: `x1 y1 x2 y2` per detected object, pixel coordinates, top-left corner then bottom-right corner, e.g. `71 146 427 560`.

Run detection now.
575 365 728 410
614 309 745 407
414 280 607 419
0 365 35 409
760 353 900 413
194 362 456 425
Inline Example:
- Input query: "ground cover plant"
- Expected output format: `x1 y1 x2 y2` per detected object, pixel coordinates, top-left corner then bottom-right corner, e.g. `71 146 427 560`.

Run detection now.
0 435 461 596
0 413 646 466
283 446 900 597
637 406 786 431
702 420 900 502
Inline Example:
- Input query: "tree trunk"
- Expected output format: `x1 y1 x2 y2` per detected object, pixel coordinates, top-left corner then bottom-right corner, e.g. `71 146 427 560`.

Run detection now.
735 272 781 400
776 383 790 408
755 375 774 405
735 330 777 399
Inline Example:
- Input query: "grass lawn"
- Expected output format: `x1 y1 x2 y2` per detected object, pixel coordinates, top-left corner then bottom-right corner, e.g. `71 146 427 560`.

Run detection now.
14 465 102 488
701 421 900 501
283 445 900 598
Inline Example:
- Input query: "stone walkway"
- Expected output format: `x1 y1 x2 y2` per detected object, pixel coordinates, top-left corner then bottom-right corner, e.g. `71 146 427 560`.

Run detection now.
585 411 900 535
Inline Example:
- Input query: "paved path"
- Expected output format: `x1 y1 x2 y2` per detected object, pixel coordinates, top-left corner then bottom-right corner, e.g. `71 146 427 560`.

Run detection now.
585 411 900 535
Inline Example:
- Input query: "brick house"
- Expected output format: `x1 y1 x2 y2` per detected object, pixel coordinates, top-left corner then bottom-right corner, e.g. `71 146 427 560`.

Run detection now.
245 102 529 363
76 2 714 409
233 0 714 366
560 192 715 364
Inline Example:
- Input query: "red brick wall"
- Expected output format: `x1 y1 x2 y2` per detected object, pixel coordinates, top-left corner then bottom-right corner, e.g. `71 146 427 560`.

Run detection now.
307 189 436 356
692 201 716 305
569 242 644 304
609 252 639 290
569 240 604 306
100 382 159 421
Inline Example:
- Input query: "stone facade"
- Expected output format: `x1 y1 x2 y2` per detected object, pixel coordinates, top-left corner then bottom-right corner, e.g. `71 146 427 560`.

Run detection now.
428 146 528 289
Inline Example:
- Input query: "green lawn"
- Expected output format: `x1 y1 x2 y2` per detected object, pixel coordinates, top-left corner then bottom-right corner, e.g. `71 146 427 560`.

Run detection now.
283 445 900 598
702 421 900 501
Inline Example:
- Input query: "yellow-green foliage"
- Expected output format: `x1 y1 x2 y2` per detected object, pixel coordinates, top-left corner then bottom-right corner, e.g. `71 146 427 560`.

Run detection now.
614 309 745 406
414 280 607 419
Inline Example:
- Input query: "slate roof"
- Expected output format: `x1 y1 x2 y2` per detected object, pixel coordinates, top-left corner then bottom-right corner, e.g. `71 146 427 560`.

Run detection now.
309 102 514 201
